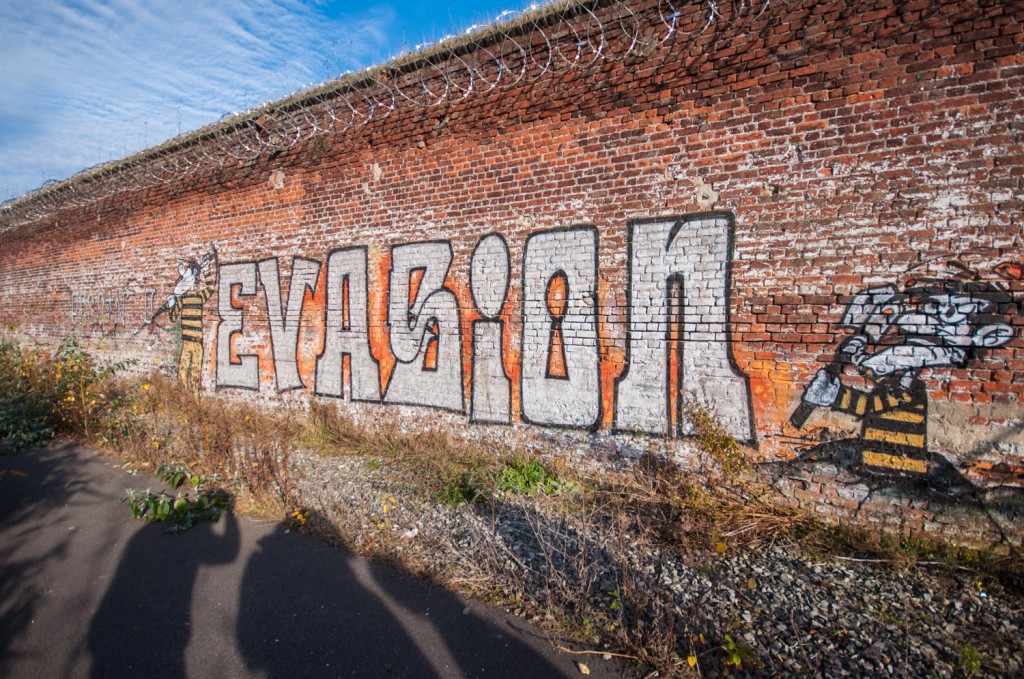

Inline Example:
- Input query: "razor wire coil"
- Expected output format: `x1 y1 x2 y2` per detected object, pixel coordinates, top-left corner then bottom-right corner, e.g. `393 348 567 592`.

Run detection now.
1 0 785 231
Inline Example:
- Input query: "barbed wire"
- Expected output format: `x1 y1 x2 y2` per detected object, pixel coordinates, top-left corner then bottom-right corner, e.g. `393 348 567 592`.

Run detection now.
0 0 783 231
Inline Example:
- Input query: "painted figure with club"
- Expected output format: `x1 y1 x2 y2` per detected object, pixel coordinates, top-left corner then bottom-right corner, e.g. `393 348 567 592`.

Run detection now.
791 261 1019 476
145 245 218 393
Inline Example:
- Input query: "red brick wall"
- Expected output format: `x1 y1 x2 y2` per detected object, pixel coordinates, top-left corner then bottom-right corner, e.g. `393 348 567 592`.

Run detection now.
2 0 1022 544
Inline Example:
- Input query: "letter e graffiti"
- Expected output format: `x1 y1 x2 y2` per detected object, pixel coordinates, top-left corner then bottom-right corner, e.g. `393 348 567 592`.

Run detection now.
216 262 259 390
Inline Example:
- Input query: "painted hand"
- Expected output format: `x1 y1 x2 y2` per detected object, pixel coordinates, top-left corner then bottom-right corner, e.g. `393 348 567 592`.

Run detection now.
803 369 840 407
839 334 868 365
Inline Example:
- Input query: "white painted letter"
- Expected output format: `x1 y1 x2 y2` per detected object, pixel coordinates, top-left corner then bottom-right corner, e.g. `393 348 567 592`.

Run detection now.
258 257 321 391
521 227 600 428
383 241 464 412
315 247 381 402
216 262 260 390
614 214 753 441
470 234 512 424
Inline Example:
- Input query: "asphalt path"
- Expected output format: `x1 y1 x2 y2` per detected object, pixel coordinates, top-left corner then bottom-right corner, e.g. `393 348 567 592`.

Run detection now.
0 443 622 678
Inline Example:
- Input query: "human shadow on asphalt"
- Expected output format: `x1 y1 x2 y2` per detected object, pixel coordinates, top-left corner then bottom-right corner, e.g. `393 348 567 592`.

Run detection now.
235 510 573 679
87 513 239 678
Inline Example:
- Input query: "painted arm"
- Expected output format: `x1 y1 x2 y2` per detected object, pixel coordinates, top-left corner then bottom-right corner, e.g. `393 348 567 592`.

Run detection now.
195 249 219 303
146 294 180 325
790 335 867 428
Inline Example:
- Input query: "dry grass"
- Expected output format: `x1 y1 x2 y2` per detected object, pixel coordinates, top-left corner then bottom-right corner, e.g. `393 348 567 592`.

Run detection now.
109 373 302 515
302 401 505 505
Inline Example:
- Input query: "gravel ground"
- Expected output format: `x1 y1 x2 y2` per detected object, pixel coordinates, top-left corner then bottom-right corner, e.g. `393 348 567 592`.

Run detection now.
289 448 1024 678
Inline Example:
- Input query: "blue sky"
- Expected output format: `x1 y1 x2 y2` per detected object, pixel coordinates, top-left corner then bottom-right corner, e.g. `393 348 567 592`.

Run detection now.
0 0 539 202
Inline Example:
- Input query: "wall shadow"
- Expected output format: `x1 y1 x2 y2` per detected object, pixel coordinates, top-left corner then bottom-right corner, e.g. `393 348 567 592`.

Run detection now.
767 436 1024 543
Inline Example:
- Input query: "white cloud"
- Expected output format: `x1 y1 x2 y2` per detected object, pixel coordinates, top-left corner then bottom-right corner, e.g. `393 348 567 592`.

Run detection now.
0 0 395 200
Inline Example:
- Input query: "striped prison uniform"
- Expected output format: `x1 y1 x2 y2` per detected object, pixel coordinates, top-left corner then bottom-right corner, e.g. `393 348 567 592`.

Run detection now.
830 376 929 474
169 266 217 392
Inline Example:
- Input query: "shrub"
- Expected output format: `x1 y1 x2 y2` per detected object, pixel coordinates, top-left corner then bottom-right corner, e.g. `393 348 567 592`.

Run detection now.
0 334 136 450
0 337 57 449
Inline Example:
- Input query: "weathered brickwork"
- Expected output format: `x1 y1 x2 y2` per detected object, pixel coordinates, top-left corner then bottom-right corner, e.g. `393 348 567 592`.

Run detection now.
1 0 1022 544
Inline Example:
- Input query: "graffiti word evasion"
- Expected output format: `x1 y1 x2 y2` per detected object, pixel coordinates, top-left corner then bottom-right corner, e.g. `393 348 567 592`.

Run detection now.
209 214 753 440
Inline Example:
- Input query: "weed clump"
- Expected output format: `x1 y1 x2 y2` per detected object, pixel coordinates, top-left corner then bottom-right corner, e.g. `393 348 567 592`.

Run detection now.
495 457 580 496
0 334 135 450
123 463 232 533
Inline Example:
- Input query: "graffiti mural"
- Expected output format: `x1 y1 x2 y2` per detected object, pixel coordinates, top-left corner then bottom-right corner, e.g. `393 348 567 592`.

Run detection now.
789 259 1021 492
180 214 756 441
614 214 753 441
193 217 760 438
51 214 1024 495
314 247 381 402
146 246 218 393
521 227 601 428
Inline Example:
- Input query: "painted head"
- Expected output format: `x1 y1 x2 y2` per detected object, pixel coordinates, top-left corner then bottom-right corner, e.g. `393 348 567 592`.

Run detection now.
173 258 201 298
856 276 1016 379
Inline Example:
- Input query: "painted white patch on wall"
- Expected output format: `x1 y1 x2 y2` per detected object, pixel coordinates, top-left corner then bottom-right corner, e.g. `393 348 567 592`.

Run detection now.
521 227 600 428
614 214 753 441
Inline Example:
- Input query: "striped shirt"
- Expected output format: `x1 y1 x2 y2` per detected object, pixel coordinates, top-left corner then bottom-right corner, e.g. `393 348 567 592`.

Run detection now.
831 377 928 474
169 267 217 345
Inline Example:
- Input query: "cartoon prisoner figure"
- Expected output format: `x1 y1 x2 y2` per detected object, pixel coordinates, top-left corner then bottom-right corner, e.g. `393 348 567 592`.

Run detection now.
146 246 218 393
792 262 1020 476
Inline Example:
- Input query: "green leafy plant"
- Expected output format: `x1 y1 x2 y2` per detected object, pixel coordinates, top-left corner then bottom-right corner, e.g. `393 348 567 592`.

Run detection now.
0 335 137 450
0 337 58 449
957 645 983 678
495 457 580 496
609 587 622 611
721 634 757 670
434 470 485 506
51 336 136 438
123 468 231 533
156 463 199 490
